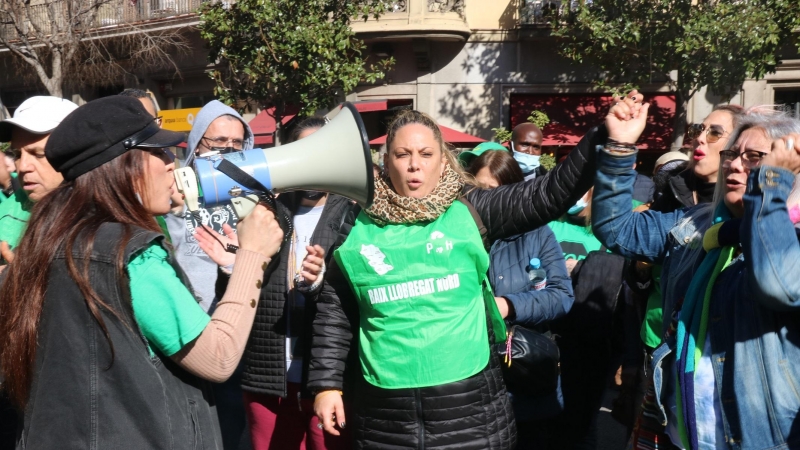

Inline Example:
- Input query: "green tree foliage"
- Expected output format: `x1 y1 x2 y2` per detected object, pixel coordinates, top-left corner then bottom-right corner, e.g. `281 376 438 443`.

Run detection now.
492 126 513 143
539 153 556 171
494 110 550 142
200 0 394 143
552 0 800 147
527 110 550 129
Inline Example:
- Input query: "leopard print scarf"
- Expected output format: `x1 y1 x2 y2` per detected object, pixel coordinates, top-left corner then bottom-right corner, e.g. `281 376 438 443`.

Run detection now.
365 163 465 225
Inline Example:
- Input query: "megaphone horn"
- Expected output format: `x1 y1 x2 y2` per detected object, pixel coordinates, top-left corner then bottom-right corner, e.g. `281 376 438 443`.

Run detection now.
175 102 374 218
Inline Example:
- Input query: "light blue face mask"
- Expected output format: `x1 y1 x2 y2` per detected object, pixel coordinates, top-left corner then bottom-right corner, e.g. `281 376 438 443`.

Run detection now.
567 197 588 215
512 144 541 174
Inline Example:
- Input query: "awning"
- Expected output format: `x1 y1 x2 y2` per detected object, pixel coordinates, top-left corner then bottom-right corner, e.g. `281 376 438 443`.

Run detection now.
249 107 298 144
369 125 485 147
509 93 676 150
352 100 388 113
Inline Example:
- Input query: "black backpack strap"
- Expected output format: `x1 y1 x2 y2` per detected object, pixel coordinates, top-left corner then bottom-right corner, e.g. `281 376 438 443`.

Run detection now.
458 197 489 251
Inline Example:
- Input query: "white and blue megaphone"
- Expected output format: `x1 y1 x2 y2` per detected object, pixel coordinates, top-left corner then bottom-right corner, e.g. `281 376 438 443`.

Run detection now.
174 102 374 218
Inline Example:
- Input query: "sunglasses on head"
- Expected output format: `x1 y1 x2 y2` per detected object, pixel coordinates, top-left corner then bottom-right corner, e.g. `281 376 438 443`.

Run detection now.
687 123 727 144
142 148 176 165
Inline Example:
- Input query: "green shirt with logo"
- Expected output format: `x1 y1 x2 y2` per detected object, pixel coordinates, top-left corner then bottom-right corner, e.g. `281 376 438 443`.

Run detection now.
335 201 504 389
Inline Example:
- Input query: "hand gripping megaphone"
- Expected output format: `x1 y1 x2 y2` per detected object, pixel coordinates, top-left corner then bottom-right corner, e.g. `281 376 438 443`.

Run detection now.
174 102 374 218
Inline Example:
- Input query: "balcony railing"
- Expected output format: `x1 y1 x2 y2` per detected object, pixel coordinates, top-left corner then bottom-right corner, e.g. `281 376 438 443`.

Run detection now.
519 0 581 26
351 0 470 41
0 0 202 42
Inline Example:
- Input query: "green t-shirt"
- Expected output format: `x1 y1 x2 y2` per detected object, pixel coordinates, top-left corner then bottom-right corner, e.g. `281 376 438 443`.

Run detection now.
640 265 663 349
548 219 605 261
0 188 32 250
548 200 642 261
128 242 210 356
0 173 19 205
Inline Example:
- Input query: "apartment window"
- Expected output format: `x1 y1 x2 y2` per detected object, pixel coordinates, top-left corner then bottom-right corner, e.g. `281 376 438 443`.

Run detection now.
774 89 800 118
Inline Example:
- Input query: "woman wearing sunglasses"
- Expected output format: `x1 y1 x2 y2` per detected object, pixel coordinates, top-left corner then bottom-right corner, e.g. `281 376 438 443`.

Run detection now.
0 96 285 449
650 105 745 213
592 108 800 449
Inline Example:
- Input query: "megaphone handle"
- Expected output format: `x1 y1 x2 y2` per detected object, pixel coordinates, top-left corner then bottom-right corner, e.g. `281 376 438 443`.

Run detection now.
214 159 294 247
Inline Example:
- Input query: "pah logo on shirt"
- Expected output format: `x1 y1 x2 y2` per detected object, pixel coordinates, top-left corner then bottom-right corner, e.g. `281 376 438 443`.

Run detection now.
360 244 394 275
426 230 453 255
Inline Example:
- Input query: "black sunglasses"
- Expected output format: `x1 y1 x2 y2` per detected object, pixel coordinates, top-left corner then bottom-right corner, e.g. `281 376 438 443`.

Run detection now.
719 149 767 169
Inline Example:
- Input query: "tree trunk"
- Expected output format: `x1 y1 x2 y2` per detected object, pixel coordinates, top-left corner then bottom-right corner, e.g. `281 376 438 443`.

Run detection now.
670 88 689 150
272 103 285 146
0 94 9 120
44 79 63 98
274 120 283 146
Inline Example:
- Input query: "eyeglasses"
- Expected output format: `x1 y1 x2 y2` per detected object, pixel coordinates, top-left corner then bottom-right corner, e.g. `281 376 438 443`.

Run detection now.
720 149 768 169
202 136 244 150
143 148 176 165
687 123 728 144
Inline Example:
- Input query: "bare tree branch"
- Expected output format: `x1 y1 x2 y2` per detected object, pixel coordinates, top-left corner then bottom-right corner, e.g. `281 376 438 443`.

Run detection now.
0 0 194 96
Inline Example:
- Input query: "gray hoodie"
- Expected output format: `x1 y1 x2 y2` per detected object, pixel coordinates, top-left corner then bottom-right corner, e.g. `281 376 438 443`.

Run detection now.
165 100 255 312
184 100 254 168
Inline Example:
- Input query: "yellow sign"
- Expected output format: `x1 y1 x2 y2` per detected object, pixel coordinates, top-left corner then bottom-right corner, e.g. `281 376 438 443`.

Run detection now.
160 108 202 132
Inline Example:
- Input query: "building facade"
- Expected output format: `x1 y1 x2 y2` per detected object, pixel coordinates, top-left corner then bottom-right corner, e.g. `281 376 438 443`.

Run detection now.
2 0 799 155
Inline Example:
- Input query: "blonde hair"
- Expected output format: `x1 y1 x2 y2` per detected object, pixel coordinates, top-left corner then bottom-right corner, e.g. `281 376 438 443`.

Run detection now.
385 110 474 185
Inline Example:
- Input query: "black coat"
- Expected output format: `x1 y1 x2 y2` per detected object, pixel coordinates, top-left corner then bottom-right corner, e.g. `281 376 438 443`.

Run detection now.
216 193 360 399
307 125 608 449
650 163 703 212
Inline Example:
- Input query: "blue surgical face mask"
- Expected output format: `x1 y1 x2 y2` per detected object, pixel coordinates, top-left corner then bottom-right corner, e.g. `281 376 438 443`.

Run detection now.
567 197 588 215
512 146 541 174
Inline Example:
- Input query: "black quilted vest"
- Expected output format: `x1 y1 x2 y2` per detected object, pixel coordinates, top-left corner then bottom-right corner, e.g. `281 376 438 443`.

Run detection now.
235 194 359 397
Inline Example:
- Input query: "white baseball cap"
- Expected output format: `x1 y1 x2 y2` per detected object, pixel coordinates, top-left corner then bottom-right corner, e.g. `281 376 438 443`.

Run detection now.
0 96 79 142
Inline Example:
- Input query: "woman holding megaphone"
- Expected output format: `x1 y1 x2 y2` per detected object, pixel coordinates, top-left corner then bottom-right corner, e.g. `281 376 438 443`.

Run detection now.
308 96 648 449
0 96 286 449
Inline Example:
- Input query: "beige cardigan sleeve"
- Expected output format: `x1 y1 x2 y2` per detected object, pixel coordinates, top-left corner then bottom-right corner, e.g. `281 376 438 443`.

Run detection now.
171 249 269 382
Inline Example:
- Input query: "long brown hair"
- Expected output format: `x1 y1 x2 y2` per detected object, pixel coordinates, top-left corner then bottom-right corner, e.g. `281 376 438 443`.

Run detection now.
0 149 161 408
466 150 524 186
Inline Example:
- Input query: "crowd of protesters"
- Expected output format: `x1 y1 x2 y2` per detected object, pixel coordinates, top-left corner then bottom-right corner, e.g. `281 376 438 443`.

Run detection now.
0 87 799 450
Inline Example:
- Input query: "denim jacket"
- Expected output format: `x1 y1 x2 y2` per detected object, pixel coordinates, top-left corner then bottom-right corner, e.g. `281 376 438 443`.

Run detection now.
592 148 800 450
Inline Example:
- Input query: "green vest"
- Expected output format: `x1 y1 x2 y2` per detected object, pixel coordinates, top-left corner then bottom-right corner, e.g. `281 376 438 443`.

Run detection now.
335 201 505 389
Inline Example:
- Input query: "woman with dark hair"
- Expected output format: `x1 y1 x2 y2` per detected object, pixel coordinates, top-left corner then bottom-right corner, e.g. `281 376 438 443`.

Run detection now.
0 96 284 449
467 149 574 448
196 115 358 450
593 109 800 448
469 148 530 188
308 93 647 449
650 104 746 213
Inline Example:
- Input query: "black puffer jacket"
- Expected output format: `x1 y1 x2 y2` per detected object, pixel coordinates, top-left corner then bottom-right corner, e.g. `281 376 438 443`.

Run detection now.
308 125 608 449
216 194 360 398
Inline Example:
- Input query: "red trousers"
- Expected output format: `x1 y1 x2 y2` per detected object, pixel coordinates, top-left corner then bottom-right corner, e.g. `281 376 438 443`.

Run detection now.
244 383 352 450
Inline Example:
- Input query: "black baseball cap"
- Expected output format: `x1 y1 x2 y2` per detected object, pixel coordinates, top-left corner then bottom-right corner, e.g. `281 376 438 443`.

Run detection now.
46 96 185 181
